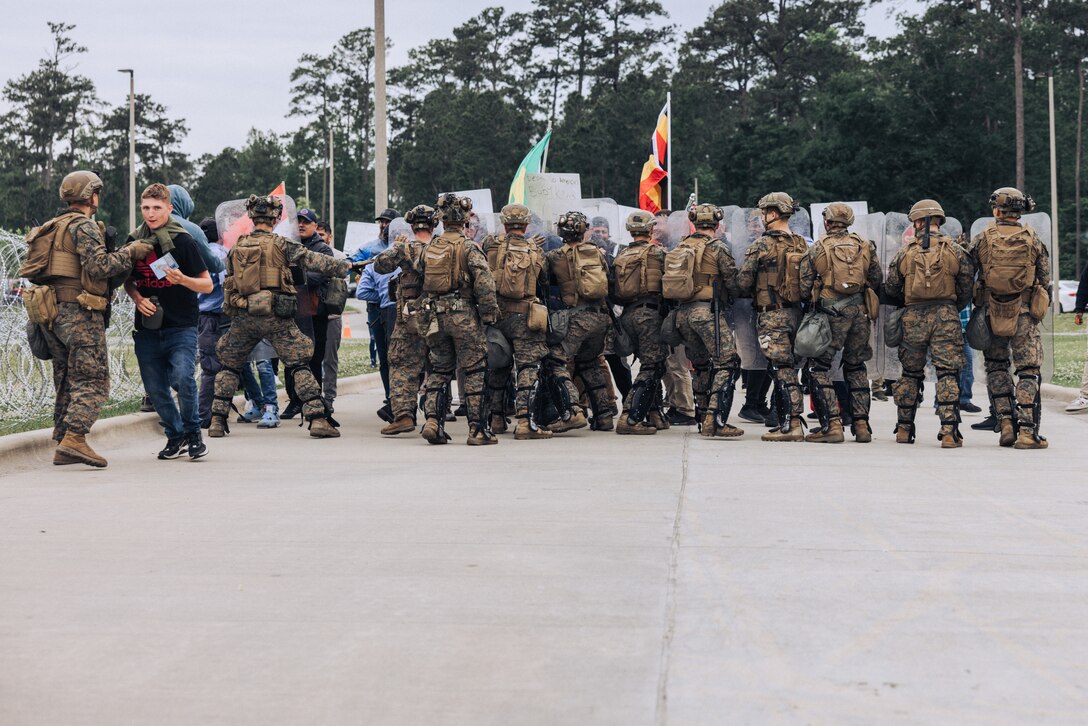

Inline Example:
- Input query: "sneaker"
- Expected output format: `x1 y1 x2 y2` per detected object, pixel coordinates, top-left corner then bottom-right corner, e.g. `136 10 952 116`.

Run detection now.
257 406 280 429
281 401 302 420
157 436 187 459
453 403 468 417
970 414 997 431
237 404 261 423
1065 396 1088 414
666 409 697 426
737 404 766 423
186 431 208 460
960 402 982 414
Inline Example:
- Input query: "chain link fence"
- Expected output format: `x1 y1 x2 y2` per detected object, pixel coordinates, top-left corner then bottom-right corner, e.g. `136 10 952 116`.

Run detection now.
1 229 144 434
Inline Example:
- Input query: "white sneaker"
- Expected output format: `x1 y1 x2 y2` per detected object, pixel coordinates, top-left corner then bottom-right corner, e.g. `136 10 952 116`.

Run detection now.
1065 396 1088 414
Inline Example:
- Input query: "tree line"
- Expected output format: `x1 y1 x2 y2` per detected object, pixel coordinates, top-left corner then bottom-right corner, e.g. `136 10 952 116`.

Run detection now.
2 1 1088 275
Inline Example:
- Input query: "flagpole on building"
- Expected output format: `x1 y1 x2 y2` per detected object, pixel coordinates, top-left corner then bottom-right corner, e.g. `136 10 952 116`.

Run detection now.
541 121 553 174
666 92 672 211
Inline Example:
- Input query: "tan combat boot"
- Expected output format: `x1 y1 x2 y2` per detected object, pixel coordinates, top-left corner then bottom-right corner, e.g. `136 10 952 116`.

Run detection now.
895 424 914 444
56 432 107 468
939 425 963 449
616 413 656 435
380 415 416 435
1013 427 1048 450
208 415 227 438
647 410 670 430
420 417 446 444
489 413 508 435
549 410 588 433
53 446 81 465
514 419 552 440
309 418 341 438
761 416 804 442
700 413 743 438
467 424 498 446
853 420 872 443
805 419 844 443
998 417 1016 447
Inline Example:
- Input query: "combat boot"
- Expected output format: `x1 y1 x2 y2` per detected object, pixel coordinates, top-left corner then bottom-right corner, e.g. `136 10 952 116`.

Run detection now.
805 419 844 443
53 447 81 465
380 415 416 435
852 420 873 443
895 424 914 444
56 433 107 468
421 417 447 445
489 413 508 435
593 414 614 431
998 417 1016 447
308 417 340 438
467 424 498 446
1013 427 1048 450
514 418 552 440
208 415 228 438
761 417 804 442
939 425 963 449
549 410 588 433
699 413 743 438
647 410 670 430
616 413 656 435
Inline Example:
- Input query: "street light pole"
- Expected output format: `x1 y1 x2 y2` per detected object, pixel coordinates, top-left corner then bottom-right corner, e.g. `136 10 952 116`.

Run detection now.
118 69 135 232
1049 74 1060 305
374 0 388 216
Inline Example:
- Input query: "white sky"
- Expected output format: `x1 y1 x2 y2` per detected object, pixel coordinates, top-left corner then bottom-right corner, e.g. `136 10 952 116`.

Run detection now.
0 0 923 158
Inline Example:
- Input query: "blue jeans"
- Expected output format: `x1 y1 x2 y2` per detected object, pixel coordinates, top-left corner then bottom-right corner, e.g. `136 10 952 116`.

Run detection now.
134 326 200 439
242 360 277 409
960 343 974 405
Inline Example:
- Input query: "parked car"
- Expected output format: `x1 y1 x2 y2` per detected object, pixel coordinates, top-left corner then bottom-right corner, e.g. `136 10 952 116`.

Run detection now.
1058 280 1079 313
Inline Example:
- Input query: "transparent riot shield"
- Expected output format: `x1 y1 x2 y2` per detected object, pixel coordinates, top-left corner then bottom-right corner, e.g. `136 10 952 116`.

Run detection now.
216 195 300 249
878 212 912 381
580 198 623 260
848 212 885 381
727 208 768 370
788 207 813 243
941 217 963 239
970 212 1055 382
665 210 692 252
388 217 412 242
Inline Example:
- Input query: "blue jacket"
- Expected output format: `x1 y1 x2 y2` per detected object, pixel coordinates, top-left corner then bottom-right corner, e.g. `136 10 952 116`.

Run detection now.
168 185 224 274
349 237 388 263
198 243 229 313
357 263 397 308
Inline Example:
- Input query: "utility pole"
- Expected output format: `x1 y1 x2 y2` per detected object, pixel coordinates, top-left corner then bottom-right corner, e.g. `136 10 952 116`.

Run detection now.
118 69 135 232
304 169 310 205
1049 75 1060 304
1076 61 1084 277
330 128 336 238
374 0 389 215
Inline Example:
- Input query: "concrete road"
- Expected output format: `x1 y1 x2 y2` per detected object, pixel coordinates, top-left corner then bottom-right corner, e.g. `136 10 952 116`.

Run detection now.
2 386 1086 725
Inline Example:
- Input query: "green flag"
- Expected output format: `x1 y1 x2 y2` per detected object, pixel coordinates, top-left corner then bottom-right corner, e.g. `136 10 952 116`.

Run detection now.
508 131 552 205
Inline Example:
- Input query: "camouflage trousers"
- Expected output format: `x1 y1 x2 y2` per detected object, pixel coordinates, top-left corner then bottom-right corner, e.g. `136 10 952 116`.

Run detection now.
212 312 324 421
809 300 873 425
983 311 1043 430
675 302 740 417
620 303 668 415
489 311 548 420
424 308 487 423
895 303 964 432
388 303 428 421
757 307 803 418
44 303 109 441
546 308 611 418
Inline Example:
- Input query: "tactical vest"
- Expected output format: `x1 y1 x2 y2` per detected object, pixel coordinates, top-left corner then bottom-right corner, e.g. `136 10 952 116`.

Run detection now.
976 223 1039 297
754 231 807 307
662 234 721 303
489 233 543 302
813 232 871 299
901 236 959 305
422 232 469 296
612 242 663 303
398 240 425 301
19 212 107 301
553 242 608 306
230 232 296 297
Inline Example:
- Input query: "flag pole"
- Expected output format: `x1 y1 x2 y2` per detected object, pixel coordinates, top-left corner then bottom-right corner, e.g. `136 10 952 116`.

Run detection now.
541 121 553 174
666 92 672 211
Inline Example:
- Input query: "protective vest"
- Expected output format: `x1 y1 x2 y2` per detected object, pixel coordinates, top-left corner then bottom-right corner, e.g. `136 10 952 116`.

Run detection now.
900 236 959 305
976 223 1039 297
553 241 608 306
612 241 663 303
488 233 543 302
422 231 469 296
662 234 721 303
398 240 425 301
230 232 297 297
19 212 107 300
754 231 807 307
813 232 871 299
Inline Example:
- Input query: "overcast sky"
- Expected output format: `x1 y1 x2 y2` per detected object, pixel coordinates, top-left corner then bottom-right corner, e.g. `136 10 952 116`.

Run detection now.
1 0 923 158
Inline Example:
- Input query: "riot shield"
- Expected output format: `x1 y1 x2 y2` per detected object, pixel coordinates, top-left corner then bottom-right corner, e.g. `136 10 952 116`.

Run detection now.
848 212 885 381
727 208 768 370
216 195 300 249
665 211 692 252
970 212 1055 382
580 198 623 259
878 212 912 381
388 217 413 242
788 207 813 243
941 217 963 239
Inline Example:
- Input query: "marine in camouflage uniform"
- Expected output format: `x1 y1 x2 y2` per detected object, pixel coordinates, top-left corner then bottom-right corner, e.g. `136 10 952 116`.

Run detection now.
662 204 744 437
737 192 809 442
798 202 883 444
373 205 435 436
481 204 552 440
418 194 501 446
31 171 153 467
967 187 1050 449
543 211 613 432
610 211 669 435
208 196 350 439
884 199 974 448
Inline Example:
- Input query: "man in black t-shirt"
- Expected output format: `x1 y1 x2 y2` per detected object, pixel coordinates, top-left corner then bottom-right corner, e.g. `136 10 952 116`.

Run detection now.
124 183 213 460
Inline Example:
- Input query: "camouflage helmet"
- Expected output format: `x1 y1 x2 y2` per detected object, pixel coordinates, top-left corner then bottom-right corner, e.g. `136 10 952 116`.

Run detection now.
625 210 657 235
405 204 438 231
556 210 589 239
688 203 724 228
907 199 946 223
821 202 854 227
436 193 473 226
59 170 104 204
500 203 531 226
989 187 1035 214
245 194 283 222
757 192 798 215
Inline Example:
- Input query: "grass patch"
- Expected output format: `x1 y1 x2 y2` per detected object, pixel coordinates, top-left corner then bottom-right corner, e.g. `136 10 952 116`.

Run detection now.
1053 312 1086 388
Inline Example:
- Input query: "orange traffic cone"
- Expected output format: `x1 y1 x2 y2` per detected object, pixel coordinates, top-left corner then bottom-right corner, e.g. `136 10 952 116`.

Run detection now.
342 316 353 339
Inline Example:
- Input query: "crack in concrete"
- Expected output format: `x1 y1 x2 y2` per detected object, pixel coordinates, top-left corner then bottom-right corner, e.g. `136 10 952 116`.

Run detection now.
654 431 691 725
